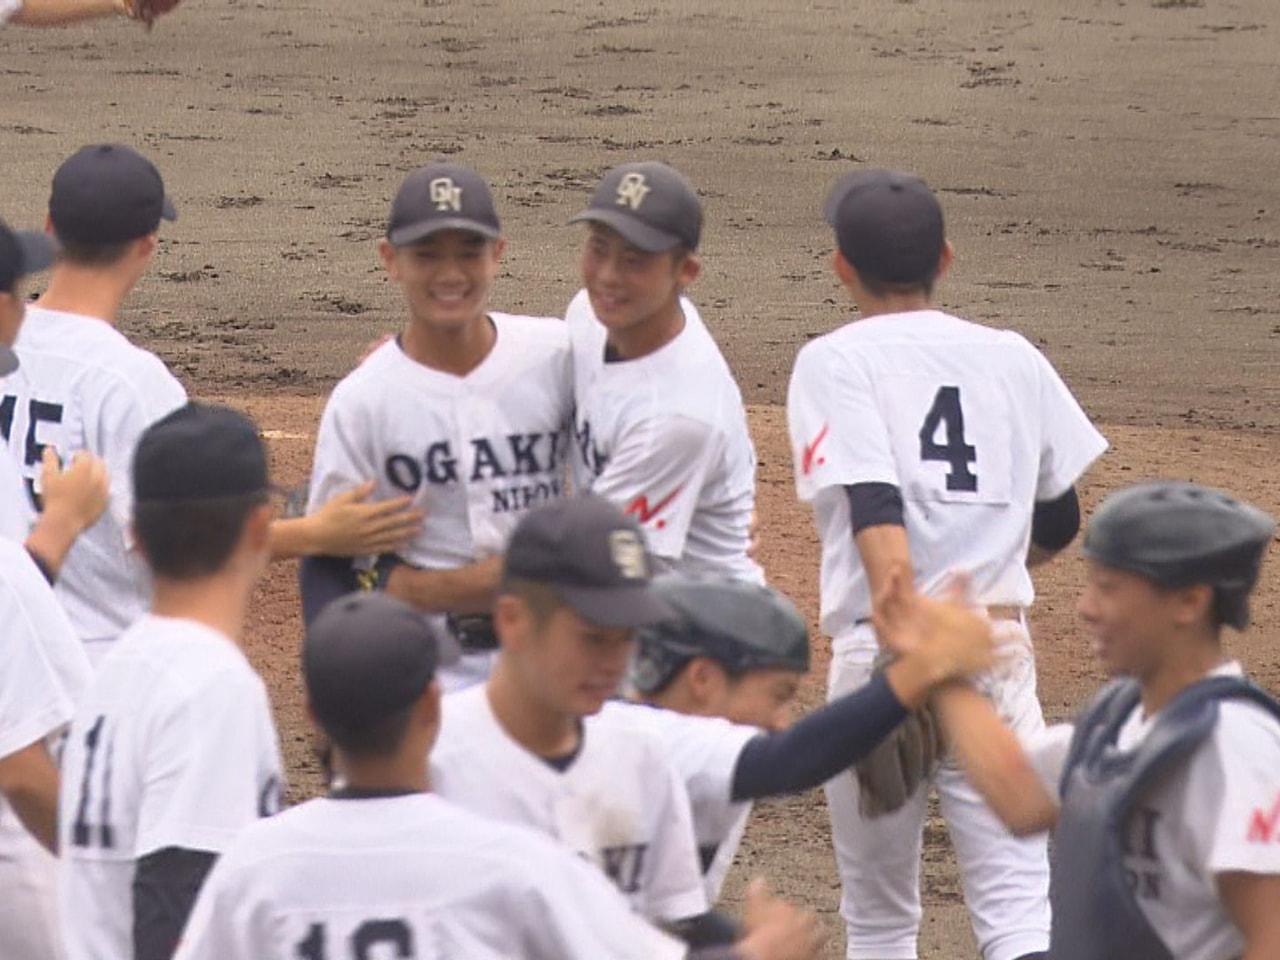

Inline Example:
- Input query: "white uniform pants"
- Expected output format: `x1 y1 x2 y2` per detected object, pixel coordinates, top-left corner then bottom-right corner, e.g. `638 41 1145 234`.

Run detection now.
825 622 1051 960
0 806 64 960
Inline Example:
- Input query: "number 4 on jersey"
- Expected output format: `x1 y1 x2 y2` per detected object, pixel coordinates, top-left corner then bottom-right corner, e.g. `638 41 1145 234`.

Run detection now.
919 386 978 492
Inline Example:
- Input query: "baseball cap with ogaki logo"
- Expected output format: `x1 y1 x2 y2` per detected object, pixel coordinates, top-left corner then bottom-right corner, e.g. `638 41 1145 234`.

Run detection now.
503 494 675 628
570 161 702 253
386 163 502 246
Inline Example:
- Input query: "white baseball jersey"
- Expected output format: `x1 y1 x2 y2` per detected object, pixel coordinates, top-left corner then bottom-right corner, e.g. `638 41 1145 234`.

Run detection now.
1 306 188 660
173 792 686 960
788 309 1107 647
308 316 572 569
431 684 709 922
58 614 283 960
602 701 759 902
566 290 763 584
1026 663 1280 960
0 447 31 542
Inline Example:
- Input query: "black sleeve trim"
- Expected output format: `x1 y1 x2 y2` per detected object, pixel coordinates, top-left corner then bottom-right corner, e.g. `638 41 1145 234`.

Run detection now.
730 671 908 802
25 548 56 585
845 482 905 534
132 847 217 960
1031 485 1081 553
665 910 741 949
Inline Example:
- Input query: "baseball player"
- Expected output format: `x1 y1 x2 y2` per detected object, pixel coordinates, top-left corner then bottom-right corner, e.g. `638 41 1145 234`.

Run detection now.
58 403 283 960
302 162 573 689
566 161 761 583
610 576 995 902
176 592 823 960
2 145 421 667
787 169 1108 960
915 482 1280 959
430 494 719 935
0 0 174 27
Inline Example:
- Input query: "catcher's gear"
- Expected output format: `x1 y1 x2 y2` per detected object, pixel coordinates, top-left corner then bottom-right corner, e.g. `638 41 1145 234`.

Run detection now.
853 653 944 817
630 577 809 695
1083 482 1274 629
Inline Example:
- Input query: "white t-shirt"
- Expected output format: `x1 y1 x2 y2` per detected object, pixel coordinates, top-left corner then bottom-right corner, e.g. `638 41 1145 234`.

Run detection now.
308 316 573 570
602 701 759 902
1026 663 1280 960
173 792 685 960
58 615 283 960
787 309 1107 647
2 307 188 654
0 0 21 22
566 290 763 584
0 537 91 851
432 684 709 922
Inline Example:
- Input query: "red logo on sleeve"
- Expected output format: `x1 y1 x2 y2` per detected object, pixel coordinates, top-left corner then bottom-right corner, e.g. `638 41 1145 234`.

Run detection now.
625 487 683 531
1247 793 1280 843
802 423 830 476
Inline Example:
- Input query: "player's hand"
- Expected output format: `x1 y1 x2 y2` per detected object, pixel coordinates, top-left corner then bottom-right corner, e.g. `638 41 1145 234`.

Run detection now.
873 566 993 681
311 480 423 557
747 509 760 560
735 878 824 960
39 448 110 536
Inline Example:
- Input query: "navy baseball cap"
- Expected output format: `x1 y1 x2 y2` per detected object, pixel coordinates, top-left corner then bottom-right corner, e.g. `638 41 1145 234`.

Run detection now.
305 593 461 737
133 402 269 503
570 161 702 252
824 169 945 285
0 220 56 376
504 494 674 628
387 163 501 246
49 144 177 245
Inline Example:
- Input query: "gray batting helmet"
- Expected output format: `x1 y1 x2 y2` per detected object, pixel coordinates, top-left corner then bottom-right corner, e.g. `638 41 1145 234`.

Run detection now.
1083 481 1275 629
630 578 810 695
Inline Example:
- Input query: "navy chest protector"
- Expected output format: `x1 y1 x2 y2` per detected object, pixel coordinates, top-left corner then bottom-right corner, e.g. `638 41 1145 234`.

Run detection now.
1048 674 1280 960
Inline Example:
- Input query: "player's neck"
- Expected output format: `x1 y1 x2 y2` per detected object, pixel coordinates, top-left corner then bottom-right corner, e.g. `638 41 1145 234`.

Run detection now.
606 297 685 361
149 572 253 647
485 666 581 757
35 266 133 326
1138 634 1225 716
401 313 496 377
850 291 934 320
334 751 430 795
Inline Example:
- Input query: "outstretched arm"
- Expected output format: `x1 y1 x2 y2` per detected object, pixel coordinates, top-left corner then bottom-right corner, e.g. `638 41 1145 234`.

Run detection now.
271 481 422 560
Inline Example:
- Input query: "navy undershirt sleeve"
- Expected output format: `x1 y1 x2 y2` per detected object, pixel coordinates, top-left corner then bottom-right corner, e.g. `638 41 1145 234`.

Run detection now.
132 847 217 960
729 671 908 802
299 554 360 626
844 482 905 533
1031 485 1081 552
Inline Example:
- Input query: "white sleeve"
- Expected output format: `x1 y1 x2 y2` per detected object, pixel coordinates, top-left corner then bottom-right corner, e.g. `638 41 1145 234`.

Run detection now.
1202 704 1280 878
643 753 711 922
1020 722 1074 802
135 672 279 856
1031 347 1108 500
587 413 717 561
306 385 379 518
787 343 898 501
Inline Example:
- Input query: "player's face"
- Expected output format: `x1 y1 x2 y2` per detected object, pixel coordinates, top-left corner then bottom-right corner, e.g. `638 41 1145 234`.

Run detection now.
381 231 503 332
1078 561 1180 678
0 280 26 347
523 605 634 716
718 668 803 732
580 225 698 334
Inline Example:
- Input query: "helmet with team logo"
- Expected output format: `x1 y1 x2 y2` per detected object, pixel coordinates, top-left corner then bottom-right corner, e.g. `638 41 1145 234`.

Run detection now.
630 577 810 695
1083 481 1274 629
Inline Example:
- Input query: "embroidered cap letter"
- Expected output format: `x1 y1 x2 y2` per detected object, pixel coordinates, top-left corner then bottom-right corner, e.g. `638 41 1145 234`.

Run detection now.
430 177 463 213
616 172 650 211
609 529 648 580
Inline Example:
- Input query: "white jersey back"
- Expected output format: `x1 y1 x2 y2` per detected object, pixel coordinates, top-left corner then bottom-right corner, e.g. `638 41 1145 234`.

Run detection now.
788 309 1106 645
58 615 282 960
174 793 685 960
567 290 763 583
0 449 29 541
431 684 708 922
307 315 572 569
602 701 758 902
1 307 187 655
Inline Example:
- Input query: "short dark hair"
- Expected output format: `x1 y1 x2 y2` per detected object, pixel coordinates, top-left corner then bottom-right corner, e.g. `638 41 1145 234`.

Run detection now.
54 237 134 268
855 268 937 300
499 576 566 626
322 704 416 759
133 492 268 580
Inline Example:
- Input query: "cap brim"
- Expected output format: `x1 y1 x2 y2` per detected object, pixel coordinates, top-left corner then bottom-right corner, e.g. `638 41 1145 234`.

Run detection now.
388 218 501 246
0 346 18 377
16 230 57 275
161 197 178 223
569 209 682 253
558 582 676 629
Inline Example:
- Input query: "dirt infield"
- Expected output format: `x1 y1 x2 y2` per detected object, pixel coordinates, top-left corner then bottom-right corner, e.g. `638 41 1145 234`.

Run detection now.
5 0 1279 956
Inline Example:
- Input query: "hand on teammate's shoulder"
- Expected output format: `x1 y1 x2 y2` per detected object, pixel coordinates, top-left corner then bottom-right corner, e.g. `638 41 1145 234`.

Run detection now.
39 447 110 536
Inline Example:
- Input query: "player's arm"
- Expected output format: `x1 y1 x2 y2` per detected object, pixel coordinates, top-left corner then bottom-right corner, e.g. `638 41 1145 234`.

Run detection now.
133 848 218 960
23 447 110 582
0 739 60 852
381 555 503 614
270 480 422 561
1026 485 1081 568
1219 872 1280 959
7 0 125 25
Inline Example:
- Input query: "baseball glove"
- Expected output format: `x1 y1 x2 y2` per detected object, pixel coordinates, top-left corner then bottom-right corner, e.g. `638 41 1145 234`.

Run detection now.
853 653 945 818
117 0 182 28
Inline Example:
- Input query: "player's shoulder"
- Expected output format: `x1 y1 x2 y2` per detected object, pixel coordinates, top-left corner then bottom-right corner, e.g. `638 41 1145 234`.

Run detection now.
588 700 682 757
20 306 184 394
601 700 757 749
1215 691 1280 743
104 615 261 700
491 311 570 349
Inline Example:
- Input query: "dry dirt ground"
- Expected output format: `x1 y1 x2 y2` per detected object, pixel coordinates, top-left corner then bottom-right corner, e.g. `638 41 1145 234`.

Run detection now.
4 0 1280 957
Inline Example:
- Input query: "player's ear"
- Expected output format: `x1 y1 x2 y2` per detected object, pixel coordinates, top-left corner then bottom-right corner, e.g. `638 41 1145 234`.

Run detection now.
832 249 857 288
489 238 506 264
685 656 719 707
934 240 955 283
493 593 525 649
134 233 159 264
675 250 700 289
1171 583 1215 630
377 239 400 280
244 502 274 555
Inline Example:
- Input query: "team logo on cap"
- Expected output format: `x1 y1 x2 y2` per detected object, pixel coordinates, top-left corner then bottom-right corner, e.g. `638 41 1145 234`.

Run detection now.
615 172 650 211
430 177 463 213
609 529 647 580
